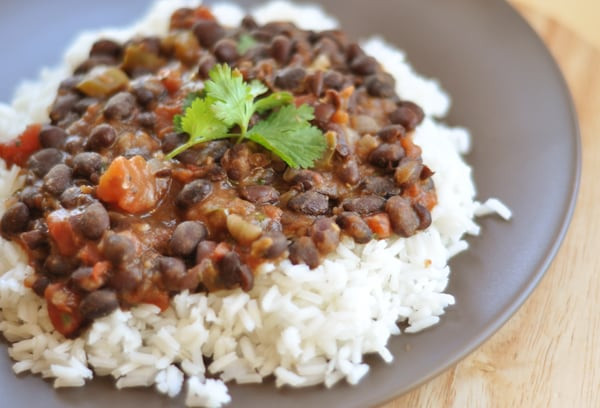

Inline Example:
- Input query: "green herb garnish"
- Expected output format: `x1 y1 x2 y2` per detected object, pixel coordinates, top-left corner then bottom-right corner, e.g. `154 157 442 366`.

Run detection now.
237 34 257 55
166 64 326 169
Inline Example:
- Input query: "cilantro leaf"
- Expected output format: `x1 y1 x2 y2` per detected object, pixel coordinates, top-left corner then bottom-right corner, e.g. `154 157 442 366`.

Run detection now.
254 91 294 113
165 97 229 159
173 91 203 132
237 34 257 54
247 104 327 168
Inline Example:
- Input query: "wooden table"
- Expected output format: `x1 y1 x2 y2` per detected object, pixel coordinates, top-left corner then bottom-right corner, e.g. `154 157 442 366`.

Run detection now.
384 5 600 408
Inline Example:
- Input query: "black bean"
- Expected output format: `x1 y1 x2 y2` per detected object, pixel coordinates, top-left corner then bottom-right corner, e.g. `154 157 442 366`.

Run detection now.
102 234 136 265
20 229 46 250
58 76 84 92
64 135 84 155
19 186 43 210
218 252 253 291
287 191 329 216
60 186 94 208
213 38 239 63
274 67 306 90
176 179 212 208
336 212 373 244
110 263 142 290
90 39 122 58
288 169 324 191
346 43 366 63
244 44 270 63
80 290 119 320
289 237 320 269
197 54 217 79
336 159 360 185
350 55 378 76
39 125 67 149
377 125 406 142
31 275 50 297
241 15 258 29
323 71 345 91
86 124 116 151
270 35 292 64
342 195 386 215
385 196 420 237
44 254 78 277
72 267 100 291
170 221 207 257
43 164 72 195
369 143 405 170
0 202 30 235
394 158 423 186
27 148 63 177
158 256 199 291
365 73 396 98
240 185 280 205
161 132 186 154
313 103 335 129
193 20 225 48
138 112 155 128
76 202 110 240
103 92 136 120
310 218 340 254
221 145 252 181
413 203 432 231
388 101 425 131
251 231 288 259
362 176 400 197
49 93 79 123
132 84 155 107
72 152 103 179
196 240 217 265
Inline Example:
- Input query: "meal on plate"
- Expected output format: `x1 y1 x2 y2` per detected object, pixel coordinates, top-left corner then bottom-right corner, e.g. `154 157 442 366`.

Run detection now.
0 1 510 406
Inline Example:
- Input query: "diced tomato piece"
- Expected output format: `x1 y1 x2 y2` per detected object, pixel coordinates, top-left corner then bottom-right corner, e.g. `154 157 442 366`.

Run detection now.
365 213 392 239
97 155 158 214
47 209 81 257
160 68 182 94
44 283 83 338
0 123 41 167
78 243 103 265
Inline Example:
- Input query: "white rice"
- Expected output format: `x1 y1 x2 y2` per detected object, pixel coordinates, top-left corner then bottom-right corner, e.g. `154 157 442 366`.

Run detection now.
0 1 511 407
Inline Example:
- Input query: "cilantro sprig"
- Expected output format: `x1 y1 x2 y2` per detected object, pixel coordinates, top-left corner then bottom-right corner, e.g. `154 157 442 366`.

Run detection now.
166 64 326 169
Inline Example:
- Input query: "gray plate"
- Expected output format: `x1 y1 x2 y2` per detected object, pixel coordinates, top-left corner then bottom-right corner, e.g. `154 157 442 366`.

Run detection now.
0 0 580 407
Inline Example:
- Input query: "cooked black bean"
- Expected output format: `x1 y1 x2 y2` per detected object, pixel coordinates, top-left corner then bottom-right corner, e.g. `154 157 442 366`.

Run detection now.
103 92 136 120
251 231 288 259
346 43 366 63
377 124 406 142
73 152 103 179
336 159 360 185
31 275 50 297
77 202 110 240
362 176 400 197
336 212 373 244
19 186 43 210
44 254 78 277
369 143 405 169
58 76 83 92
394 158 423 186
158 256 199 291
196 240 217 265
388 101 425 131
138 112 155 128
218 252 253 291
0 202 30 235
43 164 72 195
270 35 292 64
161 132 186 154
60 186 94 209
197 54 217 78
39 125 67 149
27 148 63 177
110 263 143 290
365 72 396 98
313 103 335 129
323 70 345 90
350 55 378 76
176 179 212 208
86 124 116 151
132 84 155 107
20 229 46 250
80 290 119 320
170 221 207 257
274 67 306 90
240 185 280 205
310 218 340 254
64 135 84 155
49 93 79 123
244 44 270 63
342 195 386 215
413 203 432 230
90 39 122 58
102 234 136 265
193 20 225 48
213 38 239 63
287 191 329 215
289 237 320 269
385 196 419 237
288 169 324 190
72 267 98 291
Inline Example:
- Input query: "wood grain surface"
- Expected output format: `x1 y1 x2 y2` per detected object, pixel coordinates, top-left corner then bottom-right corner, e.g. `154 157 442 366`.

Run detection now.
383 5 600 408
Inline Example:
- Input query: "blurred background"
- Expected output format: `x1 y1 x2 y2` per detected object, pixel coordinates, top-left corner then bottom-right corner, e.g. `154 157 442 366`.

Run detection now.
511 0 600 49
